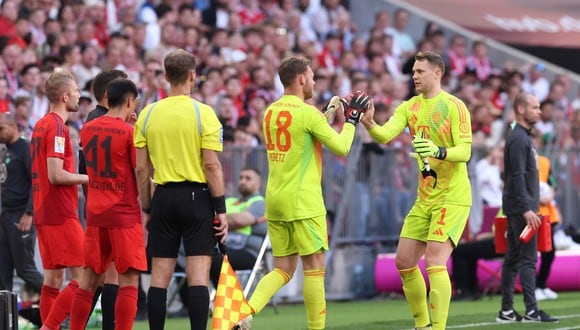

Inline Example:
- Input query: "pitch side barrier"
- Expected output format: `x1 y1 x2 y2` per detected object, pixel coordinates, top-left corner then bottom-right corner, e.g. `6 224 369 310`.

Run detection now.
218 144 580 300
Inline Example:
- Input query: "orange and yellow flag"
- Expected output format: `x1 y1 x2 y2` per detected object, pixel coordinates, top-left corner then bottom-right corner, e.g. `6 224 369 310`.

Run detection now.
211 256 253 330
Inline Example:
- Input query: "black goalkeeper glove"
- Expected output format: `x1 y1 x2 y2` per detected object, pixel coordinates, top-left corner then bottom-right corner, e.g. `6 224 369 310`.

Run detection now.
344 91 371 125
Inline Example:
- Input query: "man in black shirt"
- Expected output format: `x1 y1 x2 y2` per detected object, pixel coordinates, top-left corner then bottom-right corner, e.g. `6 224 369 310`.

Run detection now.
0 112 43 293
497 92 558 323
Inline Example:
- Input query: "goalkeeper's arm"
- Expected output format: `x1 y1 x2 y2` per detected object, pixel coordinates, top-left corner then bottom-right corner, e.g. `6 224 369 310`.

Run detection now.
413 137 471 162
444 142 471 162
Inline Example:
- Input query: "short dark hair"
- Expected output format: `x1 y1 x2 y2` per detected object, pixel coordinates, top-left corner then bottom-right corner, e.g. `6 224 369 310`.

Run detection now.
106 79 138 109
415 51 445 75
20 63 39 76
278 57 309 88
540 99 554 109
164 49 196 85
241 167 261 177
91 69 128 102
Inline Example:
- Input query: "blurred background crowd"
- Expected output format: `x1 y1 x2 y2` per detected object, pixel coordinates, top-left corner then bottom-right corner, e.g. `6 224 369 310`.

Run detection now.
2 0 580 302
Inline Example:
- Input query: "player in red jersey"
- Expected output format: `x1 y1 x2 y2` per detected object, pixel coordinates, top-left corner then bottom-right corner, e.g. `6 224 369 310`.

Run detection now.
69 78 146 330
32 71 89 330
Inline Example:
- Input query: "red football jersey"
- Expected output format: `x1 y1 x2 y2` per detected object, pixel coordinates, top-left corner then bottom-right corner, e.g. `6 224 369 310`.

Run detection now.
31 113 79 225
80 116 140 228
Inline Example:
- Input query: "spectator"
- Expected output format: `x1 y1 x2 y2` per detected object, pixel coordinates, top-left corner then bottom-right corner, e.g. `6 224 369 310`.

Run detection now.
137 58 167 112
209 167 266 287
386 9 416 61
536 99 556 144
0 0 18 38
0 76 10 113
72 44 101 91
1 43 23 94
14 63 49 128
447 34 468 79
521 63 549 102
13 95 33 138
466 40 492 82
311 0 348 39
451 235 500 301
475 144 503 207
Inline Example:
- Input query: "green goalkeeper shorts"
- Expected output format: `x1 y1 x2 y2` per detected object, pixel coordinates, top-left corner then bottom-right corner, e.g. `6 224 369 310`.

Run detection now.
400 201 470 247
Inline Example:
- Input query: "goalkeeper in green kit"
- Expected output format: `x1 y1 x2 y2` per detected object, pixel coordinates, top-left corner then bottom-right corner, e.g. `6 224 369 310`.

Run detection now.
360 51 472 330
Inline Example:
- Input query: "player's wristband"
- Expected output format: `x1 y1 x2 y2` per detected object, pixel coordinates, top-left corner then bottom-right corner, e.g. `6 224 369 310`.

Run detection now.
212 195 226 214
436 147 447 160
142 207 152 214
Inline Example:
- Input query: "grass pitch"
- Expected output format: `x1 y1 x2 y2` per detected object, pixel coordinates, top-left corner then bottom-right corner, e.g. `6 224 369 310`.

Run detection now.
124 291 580 329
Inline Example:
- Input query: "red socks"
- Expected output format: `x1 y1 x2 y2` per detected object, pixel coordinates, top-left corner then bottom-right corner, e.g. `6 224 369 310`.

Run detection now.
69 288 94 330
43 281 79 330
114 286 138 330
40 285 60 324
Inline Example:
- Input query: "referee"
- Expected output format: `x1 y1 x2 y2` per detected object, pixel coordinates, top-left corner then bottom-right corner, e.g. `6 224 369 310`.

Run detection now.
134 49 228 330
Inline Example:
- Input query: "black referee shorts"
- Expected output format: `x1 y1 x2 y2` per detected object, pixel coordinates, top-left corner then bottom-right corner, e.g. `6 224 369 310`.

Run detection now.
148 182 216 258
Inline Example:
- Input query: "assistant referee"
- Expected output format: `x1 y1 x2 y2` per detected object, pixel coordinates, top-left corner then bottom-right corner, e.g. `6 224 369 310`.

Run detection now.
134 49 228 330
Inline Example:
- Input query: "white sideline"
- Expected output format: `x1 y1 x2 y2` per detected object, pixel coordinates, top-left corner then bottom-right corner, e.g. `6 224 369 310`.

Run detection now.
443 313 580 329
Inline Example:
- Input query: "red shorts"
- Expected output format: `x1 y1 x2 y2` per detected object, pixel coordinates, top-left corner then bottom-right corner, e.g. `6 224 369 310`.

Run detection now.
83 223 147 274
37 218 84 269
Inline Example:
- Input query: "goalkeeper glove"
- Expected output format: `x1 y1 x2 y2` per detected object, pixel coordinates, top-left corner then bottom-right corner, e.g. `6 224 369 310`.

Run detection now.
322 96 346 122
412 137 447 160
344 91 371 125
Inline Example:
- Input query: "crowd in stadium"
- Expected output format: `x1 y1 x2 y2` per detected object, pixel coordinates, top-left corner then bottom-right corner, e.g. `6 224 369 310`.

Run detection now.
2 0 580 327
1 0 580 152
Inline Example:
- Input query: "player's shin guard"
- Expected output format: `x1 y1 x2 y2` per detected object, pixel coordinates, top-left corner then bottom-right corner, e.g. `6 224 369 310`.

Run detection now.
248 268 290 314
303 268 326 330
44 280 79 330
399 266 430 328
187 286 210 330
147 287 167 330
114 286 138 330
40 285 60 324
69 288 94 330
426 266 451 330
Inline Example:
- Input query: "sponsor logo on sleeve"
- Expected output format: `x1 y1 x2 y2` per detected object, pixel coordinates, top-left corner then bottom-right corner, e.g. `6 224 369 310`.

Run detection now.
55 136 65 153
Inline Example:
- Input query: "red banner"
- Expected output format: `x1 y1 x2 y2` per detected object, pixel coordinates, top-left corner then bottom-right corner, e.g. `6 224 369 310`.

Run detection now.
406 0 580 48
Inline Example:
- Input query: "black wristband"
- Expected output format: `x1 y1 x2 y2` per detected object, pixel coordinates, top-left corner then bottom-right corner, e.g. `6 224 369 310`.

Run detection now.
212 195 227 214
437 146 447 160
142 208 151 214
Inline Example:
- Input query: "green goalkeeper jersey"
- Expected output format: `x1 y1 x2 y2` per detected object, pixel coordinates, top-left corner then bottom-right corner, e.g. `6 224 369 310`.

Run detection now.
263 94 355 221
368 91 472 206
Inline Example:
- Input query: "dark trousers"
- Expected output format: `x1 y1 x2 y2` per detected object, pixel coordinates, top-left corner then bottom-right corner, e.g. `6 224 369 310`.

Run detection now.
209 248 256 288
501 214 538 313
0 209 43 293
452 237 500 295
537 223 557 288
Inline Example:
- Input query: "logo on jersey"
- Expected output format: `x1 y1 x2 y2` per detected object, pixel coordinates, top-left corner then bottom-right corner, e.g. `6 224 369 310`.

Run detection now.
54 136 65 153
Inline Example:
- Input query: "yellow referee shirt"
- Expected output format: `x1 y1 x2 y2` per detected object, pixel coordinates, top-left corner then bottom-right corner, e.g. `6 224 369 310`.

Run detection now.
134 95 223 184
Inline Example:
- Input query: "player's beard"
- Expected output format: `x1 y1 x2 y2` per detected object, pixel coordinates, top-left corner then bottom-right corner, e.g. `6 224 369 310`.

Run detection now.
303 85 313 100
66 100 80 112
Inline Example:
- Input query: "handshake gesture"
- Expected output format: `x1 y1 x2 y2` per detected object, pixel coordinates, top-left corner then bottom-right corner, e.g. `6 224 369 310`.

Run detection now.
322 90 372 125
